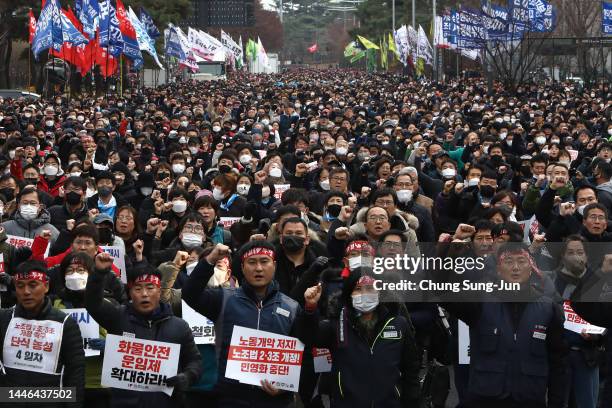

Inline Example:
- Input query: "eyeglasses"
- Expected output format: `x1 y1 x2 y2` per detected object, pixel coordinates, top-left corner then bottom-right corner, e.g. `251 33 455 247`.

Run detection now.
117 215 134 222
375 200 395 207
587 215 606 222
330 176 347 182
382 242 403 249
183 225 204 233
395 182 413 188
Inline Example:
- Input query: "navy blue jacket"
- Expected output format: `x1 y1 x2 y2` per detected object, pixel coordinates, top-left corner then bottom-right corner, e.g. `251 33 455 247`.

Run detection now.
182 259 317 406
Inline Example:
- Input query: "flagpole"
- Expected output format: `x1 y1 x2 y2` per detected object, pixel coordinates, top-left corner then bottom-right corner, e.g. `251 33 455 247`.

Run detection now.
120 54 123 97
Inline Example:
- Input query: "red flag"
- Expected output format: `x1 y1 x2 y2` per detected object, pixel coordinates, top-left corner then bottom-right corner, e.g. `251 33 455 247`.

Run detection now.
308 43 318 53
95 44 118 78
115 0 137 39
28 9 36 44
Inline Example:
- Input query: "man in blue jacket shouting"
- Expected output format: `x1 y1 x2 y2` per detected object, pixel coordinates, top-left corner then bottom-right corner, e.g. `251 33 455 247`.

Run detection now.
182 241 318 408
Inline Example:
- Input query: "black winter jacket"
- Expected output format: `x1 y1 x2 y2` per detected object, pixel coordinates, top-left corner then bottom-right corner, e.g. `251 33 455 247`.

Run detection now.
0 298 85 408
85 268 202 408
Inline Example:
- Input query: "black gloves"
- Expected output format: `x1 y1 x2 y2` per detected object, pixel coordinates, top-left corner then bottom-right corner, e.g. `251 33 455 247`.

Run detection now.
166 373 190 392
312 256 329 272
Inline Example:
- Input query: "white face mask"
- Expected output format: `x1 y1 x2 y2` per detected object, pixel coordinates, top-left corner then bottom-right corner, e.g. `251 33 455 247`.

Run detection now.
578 205 587 216
269 167 282 178
186 262 198 276
181 121 189 128
535 136 546 145
212 187 225 201
384 128 393 135
172 200 187 213
441 168 456 178
396 189 413 203
336 147 348 156
319 179 330 191
172 164 186 174
239 154 252 165
499 132 507 140
507 140 513 147
65 273 88 291
468 178 480 187
482 145 489 154
140 187 153 196
86 188 96 198
8 150 15 160
559 161 571 167
69 172 82 178
45 120 54 127
181 233 203 249
348 256 372 271
352 293 379 313
189 146 199 155
208 266 229 287
20 204 38 220
261 186 271 198
44 165 59 176
236 184 250 196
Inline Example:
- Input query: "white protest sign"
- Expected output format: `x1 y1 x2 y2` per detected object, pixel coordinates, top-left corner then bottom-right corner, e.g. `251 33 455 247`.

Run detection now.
458 320 470 365
312 348 332 373
0 253 6 292
101 246 127 284
62 308 101 357
563 301 607 335
181 300 215 345
7 235 50 258
567 149 578 162
256 150 267 159
219 217 241 230
102 334 180 396
3 317 64 374
226 326 304 392
274 184 291 200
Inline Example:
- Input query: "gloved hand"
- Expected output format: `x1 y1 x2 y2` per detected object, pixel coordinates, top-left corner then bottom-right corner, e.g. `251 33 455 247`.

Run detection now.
312 256 329 272
0 273 12 286
88 338 106 351
165 373 190 391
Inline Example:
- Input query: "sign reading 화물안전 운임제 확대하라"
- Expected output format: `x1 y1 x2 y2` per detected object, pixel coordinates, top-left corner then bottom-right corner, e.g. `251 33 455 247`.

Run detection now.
101 334 180 396
225 326 304 392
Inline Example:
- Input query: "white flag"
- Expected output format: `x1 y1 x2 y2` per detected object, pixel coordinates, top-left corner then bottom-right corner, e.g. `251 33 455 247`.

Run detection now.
257 37 269 68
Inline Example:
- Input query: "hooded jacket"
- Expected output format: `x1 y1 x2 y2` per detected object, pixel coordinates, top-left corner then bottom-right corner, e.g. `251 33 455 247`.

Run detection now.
596 180 612 213
1 208 60 245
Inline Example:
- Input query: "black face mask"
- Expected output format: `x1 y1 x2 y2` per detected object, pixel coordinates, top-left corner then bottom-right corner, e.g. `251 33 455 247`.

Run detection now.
23 177 38 186
65 191 82 205
480 185 496 199
0 188 14 201
520 165 532 176
326 204 342 218
98 187 112 198
98 228 114 244
218 165 232 174
282 235 305 253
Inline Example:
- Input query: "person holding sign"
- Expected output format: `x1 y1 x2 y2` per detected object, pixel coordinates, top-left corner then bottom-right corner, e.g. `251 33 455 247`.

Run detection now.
85 252 202 408
183 242 318 408
0 260 85 407
306 273 421 408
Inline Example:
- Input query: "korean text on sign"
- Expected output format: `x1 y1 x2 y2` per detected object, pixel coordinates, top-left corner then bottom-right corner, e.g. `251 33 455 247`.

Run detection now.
181 300 215 345
225 326 304 392
563 301 607 335
101 334 180 396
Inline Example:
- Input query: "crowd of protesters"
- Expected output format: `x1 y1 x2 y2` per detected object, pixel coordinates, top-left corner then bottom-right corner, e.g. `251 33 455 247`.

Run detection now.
0 69 609 408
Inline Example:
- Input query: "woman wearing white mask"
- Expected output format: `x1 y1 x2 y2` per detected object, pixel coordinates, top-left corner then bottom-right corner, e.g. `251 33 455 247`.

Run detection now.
306 273 420 408
235 174 252 197
38 153 66 198
150 214 211 266
211 173 247 218
54 252 123 407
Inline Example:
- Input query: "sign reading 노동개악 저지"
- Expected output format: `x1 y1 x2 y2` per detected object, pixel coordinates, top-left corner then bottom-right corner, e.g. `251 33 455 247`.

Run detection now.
181 300 215 345
101 334 180 396
563 301 607 335
6 235 50 258
225 326 304 392
219 217 241 230
62 308 101 357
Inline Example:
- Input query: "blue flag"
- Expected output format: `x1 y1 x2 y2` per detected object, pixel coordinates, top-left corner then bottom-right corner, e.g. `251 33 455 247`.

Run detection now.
32 0 63 59
139 7 160 39
61 12 88 46
603 1 612 34
99 0 123 57
164 24 185 60
79 0 100 38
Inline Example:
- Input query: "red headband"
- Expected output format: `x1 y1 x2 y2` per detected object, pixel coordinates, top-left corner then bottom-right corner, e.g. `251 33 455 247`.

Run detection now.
241 247 275 262
14 271 48 283
356 275 376 288
128 274 161 288
498 250 542 278
345 241 375 256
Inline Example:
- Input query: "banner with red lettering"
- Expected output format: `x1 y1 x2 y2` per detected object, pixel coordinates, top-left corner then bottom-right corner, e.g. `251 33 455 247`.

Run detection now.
563 301 606 335
226 326 304 392
101 334 180 396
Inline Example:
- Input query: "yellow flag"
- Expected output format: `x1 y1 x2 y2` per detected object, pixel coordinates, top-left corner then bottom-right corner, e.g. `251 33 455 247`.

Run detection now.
388 32 398 57
357 35 380 50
